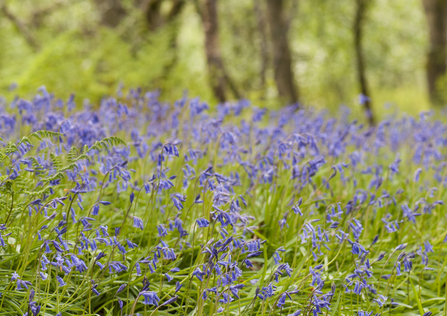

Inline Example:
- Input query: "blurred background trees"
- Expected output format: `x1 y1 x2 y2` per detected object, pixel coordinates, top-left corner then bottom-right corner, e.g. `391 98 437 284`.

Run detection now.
0 0 444 117
422 0 446 105
266 0 298 105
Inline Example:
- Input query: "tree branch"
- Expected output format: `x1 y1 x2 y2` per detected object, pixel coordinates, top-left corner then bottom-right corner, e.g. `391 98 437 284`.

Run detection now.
1 4 39 51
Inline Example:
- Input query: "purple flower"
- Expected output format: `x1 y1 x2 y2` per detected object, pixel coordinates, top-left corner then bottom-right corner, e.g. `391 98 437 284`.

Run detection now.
141 291 160 306
116 284 127 294
160 295 178 307
196 218 210 228
133 217 144 230
11 271 19 281
56 276 66 287
92 204 100 216
174 281 183 293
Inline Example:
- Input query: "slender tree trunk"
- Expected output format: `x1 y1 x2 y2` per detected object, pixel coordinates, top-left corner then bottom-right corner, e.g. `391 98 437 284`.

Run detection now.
422 0 447 105
202 0 227 103
161 0 186 80
140 0 185 32
139 0 186 87
266 0 298 104
354 0 375 126
94 0 126 28
254 0 269 90
142 0 164 31
167 0 185 21
1 4 39 51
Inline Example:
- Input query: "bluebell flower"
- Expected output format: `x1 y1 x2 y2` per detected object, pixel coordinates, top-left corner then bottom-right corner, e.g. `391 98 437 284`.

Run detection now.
229 284 244 298
160 295 178 307
126 239 138 249
193 268 206 282
174 281 183 293
117 298 123 312
165 273 173 282
141 291 160 306
92 285 100 296
357 311 373 316
116 284 127 294
277 293 287 308
375 252 386 262
56 276 66 286
92 204 100 216
133 217 144 230
372 294 387 307
395 244 407 251
11 271 19 281
196 218 210 228
157 225 168 237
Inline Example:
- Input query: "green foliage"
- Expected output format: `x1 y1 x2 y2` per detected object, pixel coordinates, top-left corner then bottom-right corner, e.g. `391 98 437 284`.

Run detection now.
0 98 446 315
10 28 176 102
0 0 434 114
0 0 194 102
87 136 126 153
45 135 126 182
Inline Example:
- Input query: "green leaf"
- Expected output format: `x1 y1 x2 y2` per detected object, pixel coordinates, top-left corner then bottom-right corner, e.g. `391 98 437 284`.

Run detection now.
410 277 424 315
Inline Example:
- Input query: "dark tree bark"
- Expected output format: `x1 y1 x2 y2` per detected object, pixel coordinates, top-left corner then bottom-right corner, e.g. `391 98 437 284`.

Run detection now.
254 0 269 90
201 0 240 102
354 0 375 126
167 0 185 21
94 0 126 28
266 0 298 104
422 0 447 105
140 0 185 31
203 0 226 102
142 0 163 31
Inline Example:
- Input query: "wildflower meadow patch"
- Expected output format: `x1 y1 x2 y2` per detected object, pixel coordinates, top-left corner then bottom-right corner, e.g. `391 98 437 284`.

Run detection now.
0 87 445 316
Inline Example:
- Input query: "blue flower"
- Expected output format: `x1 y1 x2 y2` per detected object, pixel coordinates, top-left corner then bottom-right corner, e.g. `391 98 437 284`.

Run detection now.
141 291 160 306
196 218 210 228
133 217 144 230
56 276 66 287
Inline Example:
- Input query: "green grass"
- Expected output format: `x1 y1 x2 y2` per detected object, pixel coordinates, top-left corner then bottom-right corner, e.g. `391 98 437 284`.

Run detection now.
0 92 445 316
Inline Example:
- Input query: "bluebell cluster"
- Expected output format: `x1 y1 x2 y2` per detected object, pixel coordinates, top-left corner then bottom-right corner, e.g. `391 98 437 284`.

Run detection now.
0 86 445 315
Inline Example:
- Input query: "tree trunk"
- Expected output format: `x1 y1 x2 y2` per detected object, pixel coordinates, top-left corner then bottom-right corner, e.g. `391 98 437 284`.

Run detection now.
142 0 164 31
140 0 185 31
160 1 186 81
94 0 126 28
254 0 269 90
354 0 375 126
1 4 39 51
422 0 447 105
167 0 185 21
266 0 298 104
202 0 227 103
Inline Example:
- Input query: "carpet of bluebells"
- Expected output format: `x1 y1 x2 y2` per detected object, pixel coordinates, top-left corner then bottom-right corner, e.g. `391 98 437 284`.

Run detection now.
0 87 446 316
